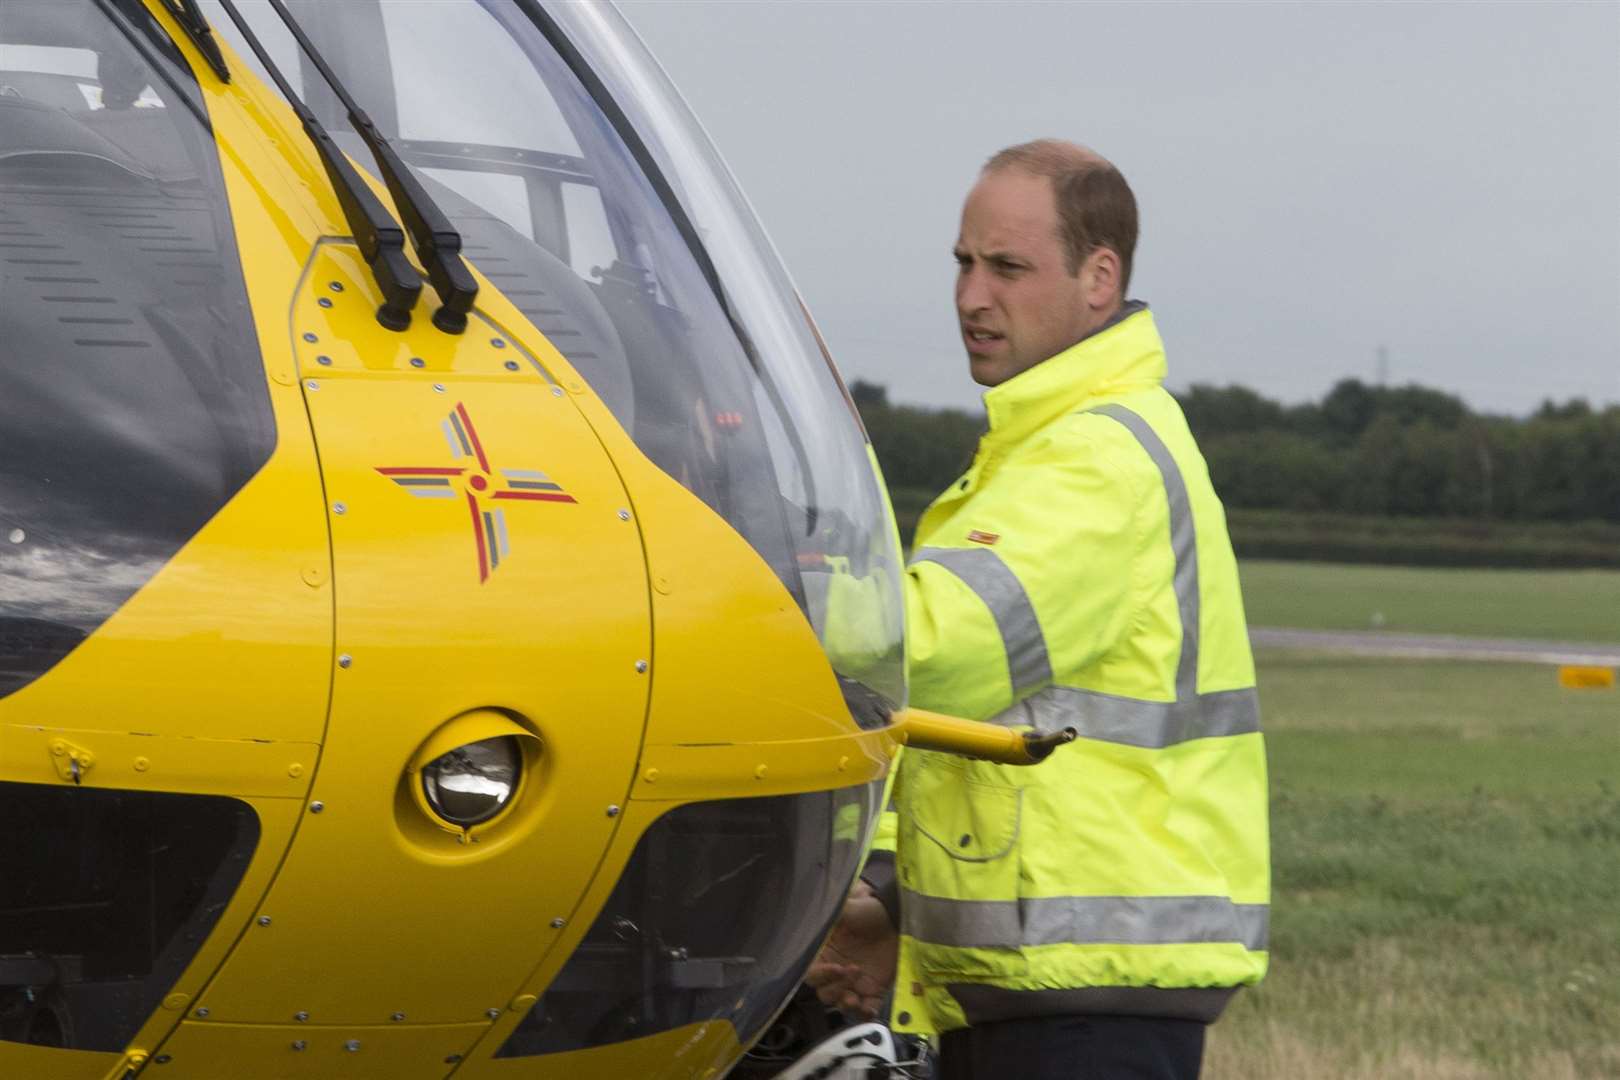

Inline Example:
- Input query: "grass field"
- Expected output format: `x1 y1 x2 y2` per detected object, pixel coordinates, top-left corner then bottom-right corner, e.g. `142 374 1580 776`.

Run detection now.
1205 650 1620 1079
1239 561 1620 643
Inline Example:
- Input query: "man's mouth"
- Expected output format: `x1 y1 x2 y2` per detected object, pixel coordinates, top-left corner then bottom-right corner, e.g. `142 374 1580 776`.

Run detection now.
964 328 1004 354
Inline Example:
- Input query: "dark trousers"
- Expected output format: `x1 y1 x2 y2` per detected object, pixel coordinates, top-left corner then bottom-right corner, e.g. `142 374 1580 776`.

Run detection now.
937 1014 1205 1080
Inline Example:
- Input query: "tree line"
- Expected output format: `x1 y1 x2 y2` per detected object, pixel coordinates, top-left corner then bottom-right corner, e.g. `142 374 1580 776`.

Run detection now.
852 378 1620 526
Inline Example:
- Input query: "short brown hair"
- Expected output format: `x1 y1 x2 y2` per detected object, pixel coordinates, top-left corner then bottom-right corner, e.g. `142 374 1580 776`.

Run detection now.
984 139 1138 292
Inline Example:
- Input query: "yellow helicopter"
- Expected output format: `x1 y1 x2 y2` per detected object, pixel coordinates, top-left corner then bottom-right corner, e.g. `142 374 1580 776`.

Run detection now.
0 2 1067 1077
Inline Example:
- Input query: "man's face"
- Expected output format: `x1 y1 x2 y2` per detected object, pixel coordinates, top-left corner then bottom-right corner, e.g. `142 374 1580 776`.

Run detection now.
954 168 1094 387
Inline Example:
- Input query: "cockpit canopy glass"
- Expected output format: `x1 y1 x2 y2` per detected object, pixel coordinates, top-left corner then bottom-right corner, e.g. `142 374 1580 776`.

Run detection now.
0 0 274 702
205 0 907 715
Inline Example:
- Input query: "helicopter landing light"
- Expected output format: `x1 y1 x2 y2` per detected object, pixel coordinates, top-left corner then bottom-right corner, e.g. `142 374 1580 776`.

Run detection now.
406 711 541 837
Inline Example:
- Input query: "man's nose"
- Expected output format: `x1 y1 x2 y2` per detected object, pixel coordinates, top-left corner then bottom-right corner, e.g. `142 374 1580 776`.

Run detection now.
957 267 990 315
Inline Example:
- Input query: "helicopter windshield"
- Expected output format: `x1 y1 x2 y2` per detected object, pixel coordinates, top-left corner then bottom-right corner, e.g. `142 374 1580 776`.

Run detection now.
203 0 907 715
0 0 276 702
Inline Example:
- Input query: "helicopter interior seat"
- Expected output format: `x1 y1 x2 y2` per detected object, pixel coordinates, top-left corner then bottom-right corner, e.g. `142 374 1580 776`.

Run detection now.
0 92 156 180
407 165 638 434
0 94 268 553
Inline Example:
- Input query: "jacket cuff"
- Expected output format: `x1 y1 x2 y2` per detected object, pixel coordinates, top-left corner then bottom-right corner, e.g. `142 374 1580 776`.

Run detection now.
860 850 901 930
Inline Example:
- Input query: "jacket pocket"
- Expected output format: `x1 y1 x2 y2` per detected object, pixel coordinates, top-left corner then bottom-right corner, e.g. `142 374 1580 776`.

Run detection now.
900 753 1027 979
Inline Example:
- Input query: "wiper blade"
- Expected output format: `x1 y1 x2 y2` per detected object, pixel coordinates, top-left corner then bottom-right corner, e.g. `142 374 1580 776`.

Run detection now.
215 0 420 332
264 0 479 335
161 0 230 83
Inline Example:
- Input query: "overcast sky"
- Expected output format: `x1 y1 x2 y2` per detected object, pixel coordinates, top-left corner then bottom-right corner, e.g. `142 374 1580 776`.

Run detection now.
618 0 1619 417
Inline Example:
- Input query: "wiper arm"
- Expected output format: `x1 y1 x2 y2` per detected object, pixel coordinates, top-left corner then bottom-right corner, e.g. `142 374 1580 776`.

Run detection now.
215 0 420 332
263 0 479 335
161 0 230 83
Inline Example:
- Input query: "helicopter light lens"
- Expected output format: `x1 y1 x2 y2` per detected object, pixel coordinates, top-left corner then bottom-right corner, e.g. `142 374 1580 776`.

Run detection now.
420 736 522 827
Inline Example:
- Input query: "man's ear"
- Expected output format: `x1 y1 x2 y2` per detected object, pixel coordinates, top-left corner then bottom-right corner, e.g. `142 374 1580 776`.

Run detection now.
1082 247 1122 310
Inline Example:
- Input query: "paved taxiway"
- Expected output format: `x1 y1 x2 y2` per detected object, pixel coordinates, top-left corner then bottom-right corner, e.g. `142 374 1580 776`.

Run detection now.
1250 627 1620 667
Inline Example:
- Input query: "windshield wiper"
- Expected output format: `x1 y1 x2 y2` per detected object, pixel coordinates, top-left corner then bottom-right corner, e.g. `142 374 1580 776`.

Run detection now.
215 0 420 331
161 0 230 83
262 0 479 335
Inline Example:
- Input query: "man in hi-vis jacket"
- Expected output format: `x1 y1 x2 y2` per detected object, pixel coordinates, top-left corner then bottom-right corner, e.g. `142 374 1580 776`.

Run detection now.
808 140 1270 1080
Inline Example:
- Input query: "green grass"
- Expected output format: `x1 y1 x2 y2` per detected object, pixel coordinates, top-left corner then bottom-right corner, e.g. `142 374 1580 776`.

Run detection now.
1239 560 1620 643
1207 651 1620 1079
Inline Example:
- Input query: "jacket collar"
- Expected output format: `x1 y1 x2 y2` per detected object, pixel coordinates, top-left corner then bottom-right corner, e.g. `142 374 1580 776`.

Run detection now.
981 301 1164 446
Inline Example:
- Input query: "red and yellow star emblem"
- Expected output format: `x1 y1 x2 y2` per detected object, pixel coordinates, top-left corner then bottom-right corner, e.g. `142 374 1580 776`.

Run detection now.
377 402 576 583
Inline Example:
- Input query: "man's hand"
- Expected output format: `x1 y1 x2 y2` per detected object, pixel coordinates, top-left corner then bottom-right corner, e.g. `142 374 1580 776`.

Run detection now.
805 882 898 1019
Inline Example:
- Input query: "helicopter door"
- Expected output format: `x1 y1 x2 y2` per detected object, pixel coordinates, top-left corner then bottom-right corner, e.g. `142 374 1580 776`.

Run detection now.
185 238 653 1035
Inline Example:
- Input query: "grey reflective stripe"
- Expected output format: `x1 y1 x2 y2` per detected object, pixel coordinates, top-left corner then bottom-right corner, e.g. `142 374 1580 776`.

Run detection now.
992 685 1260 749
1086 404 1199 700
910 546 1052 694
904 890 1019 948
903 890 1269 952
947 983 1239 1025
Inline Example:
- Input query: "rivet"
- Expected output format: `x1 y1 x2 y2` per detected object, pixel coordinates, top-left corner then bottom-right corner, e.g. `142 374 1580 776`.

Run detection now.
634 660 648 674
345 1039 361 1052
134 756 150 773
433 382 446 393
550 917 565 929
331 502 346 515
606 804 621 817
291 1040 307 1052
643 768 658 784
409 357 426 368
445 1055 463 1065
162 993 189 1011
303 332 318 343
838 756 850 771
617 509 631 521
551 386 563 397
128 1053 149 1067
329 281 344 292
194 1007 210 1018
289 763 304 778
316 355 332 366
294 1011 310 1022
754 764 769 780
504 360 520 371
257 915 272 927
317 297 333 309
306 379 320 391
486 1008 502 1020
308 802 324 815
390 1012 405 1022
958 833 972 847
491 337 506 349
513 994 538 1011
154 1055 172 1065
338 653 353 668
897 1010 912 1025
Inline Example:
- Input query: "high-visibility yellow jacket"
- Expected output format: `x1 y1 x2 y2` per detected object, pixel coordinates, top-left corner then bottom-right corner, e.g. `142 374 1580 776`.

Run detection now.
890 303 1269 1034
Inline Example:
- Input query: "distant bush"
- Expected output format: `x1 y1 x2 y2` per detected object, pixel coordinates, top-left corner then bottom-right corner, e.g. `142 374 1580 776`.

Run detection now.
853 376 1620 565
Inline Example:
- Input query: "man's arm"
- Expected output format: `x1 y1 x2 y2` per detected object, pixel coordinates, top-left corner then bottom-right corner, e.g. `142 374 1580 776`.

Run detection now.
905 417 1147 720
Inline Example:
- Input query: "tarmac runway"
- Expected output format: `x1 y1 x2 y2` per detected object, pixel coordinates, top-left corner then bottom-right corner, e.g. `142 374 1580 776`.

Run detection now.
1249 626 1620 667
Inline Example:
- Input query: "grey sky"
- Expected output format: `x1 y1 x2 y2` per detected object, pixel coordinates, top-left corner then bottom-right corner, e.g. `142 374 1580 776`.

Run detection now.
618 0 1620 417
